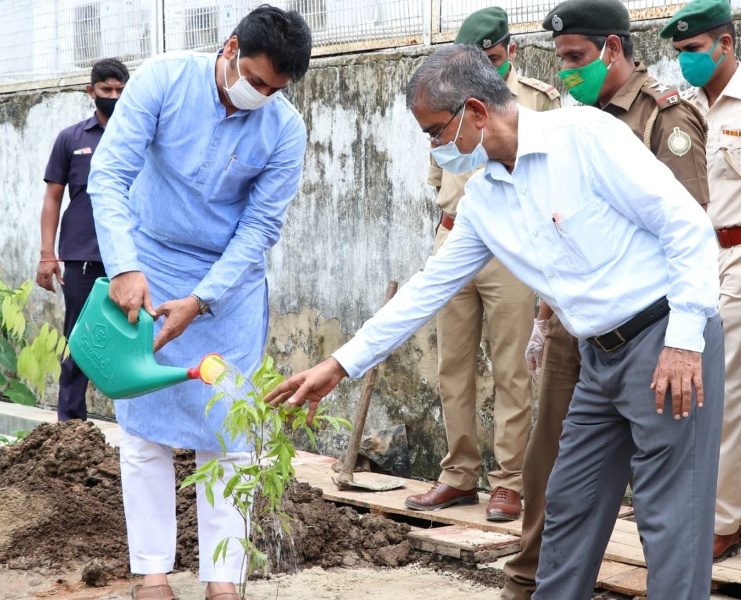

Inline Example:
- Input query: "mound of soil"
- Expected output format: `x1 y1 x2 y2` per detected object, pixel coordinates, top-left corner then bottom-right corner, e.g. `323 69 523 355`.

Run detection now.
0 420 416 584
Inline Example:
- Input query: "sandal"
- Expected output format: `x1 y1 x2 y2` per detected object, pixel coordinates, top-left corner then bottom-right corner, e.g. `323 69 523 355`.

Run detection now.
131 585 177 600
205 593 240 600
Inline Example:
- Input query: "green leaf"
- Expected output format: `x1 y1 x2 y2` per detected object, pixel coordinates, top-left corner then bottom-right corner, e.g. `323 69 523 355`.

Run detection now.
5 380 37 406
0 335 17 372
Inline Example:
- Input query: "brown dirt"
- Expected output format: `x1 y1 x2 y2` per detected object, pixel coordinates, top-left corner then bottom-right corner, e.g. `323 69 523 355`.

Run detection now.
0 420 658 600
0 421 419 584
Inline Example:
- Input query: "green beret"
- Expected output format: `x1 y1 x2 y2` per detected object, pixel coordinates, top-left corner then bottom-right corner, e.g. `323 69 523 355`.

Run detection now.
542 0 631 37
455 7 509 49
660 0 732 41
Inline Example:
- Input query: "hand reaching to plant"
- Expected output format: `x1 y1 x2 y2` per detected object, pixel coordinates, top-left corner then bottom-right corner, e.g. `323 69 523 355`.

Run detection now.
265 357 349 425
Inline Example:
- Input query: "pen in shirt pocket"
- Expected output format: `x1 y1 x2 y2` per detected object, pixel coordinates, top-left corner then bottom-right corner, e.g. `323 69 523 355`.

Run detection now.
224 154 237 171
552 211 563 234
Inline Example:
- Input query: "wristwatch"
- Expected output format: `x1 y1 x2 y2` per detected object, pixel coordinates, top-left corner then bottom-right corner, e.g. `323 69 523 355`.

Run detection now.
191 294 210 316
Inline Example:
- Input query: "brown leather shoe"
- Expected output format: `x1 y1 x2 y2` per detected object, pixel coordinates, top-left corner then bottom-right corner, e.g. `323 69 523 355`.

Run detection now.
404 481 479 511
132 585 176 600
713 529 741 562
486 486 522 522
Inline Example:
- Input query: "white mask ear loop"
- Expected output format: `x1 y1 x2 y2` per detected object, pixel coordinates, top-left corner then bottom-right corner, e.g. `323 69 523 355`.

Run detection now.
600 41 612 70
452 103 467 141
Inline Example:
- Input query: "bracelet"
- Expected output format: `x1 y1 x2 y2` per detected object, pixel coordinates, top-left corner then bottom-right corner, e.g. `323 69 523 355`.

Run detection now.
39 258 63 263
191 294 210 316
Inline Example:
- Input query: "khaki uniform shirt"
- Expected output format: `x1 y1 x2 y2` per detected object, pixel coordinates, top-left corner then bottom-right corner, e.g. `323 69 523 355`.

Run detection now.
603 62 709 206
428 66 561 217
685 63 741 227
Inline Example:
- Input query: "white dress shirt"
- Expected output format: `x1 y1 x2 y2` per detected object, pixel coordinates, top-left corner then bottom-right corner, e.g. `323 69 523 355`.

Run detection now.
334 106 719 378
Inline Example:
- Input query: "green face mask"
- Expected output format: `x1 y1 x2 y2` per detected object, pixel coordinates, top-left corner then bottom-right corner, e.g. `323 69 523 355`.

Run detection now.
558 43 610 106
679 38 725 88
496 59 510 79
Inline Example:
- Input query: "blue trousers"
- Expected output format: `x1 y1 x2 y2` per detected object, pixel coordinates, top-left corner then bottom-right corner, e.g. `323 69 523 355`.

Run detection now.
533 313 724 600
58 261 106 421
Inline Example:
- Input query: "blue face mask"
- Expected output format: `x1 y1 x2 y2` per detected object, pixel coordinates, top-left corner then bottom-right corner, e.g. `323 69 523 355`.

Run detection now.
430 104 488 174
679 38 725 88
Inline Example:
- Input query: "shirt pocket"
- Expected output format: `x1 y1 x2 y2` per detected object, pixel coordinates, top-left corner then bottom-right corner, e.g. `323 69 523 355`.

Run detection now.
557 202 624 275
210 155 265 205
715 134 741 180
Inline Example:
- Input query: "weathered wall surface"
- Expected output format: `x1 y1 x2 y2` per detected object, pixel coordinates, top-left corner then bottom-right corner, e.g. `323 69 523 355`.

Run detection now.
0 18 722 482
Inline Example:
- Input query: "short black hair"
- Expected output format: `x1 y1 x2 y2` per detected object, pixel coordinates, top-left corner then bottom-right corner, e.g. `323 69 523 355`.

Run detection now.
497 33 512 49
91 58 129 85
706 22 737 47
232 4 312 82
584 34 634 59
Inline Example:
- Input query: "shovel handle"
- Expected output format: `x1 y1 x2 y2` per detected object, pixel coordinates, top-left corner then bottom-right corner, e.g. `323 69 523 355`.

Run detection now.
336 280 399 486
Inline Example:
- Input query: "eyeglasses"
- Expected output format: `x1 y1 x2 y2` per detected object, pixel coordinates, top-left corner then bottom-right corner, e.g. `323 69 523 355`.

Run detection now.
426 105 463 144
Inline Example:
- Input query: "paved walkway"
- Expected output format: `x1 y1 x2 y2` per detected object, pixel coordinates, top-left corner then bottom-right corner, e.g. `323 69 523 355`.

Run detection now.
0 400 121 446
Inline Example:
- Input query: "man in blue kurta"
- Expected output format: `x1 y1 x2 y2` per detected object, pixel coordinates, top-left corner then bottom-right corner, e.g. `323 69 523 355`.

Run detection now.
87 7 312 600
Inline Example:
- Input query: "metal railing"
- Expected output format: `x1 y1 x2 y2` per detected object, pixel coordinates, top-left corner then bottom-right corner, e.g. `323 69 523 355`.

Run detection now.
0 0 688 92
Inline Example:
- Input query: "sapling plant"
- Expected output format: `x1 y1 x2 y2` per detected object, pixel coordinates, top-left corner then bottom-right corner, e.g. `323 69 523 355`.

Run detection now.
0 275 68 405
182 355 351 598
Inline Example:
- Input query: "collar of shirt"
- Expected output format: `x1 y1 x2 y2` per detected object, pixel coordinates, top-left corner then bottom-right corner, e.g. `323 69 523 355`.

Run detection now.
483 107 548 182
504 65 520 98
694 61 741 111
83 113 104 132
603 62 648 113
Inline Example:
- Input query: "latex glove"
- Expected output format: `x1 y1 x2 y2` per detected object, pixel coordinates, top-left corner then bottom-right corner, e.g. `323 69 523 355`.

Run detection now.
525 319 549 381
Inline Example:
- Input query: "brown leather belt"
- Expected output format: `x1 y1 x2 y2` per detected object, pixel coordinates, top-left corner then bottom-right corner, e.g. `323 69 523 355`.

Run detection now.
587 296 669 353
716 226 741 248
439 212 455 230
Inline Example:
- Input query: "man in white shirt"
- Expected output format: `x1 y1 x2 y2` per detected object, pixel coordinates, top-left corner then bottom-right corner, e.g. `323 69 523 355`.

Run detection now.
266 45 723 599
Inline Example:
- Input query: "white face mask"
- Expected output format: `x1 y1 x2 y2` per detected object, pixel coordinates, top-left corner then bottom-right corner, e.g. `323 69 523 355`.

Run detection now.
429 104 488 175
223 49 276 111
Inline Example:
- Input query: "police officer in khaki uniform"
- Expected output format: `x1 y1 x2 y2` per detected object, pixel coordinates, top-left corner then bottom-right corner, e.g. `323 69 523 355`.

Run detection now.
662 0 741 563
501 0 709 597
404 7 560 521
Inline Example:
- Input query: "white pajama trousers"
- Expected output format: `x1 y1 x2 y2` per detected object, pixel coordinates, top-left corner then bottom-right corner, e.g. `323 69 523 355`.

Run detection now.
119 429 251 582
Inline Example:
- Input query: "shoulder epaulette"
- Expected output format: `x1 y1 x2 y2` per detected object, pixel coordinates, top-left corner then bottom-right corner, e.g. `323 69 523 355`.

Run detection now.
519 76 561 101
680 87 699 103
641 80 682 110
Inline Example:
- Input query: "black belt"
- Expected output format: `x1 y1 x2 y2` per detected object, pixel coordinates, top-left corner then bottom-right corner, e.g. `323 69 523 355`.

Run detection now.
587 296 669 353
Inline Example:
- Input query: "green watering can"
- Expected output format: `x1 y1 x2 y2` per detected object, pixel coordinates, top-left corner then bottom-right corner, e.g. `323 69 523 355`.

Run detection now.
68 277 224 399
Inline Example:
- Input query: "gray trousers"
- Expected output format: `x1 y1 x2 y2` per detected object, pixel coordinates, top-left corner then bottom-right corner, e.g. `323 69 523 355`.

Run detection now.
533 313 724 600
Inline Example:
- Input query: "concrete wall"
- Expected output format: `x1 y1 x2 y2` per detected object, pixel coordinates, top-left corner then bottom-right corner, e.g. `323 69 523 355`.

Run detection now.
0 17 726 482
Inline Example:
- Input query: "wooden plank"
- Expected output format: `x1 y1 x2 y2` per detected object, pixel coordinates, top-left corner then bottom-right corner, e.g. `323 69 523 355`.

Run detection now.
596 559 641 582
598 566 648 596
293 452 523 535
604 519 645 568
408 525 519 563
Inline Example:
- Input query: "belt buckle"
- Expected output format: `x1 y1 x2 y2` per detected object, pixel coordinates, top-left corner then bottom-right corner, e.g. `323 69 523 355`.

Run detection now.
593 329 626 353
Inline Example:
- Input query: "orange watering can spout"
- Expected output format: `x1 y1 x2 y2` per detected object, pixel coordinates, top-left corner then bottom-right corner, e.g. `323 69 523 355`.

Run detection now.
187 353 226 384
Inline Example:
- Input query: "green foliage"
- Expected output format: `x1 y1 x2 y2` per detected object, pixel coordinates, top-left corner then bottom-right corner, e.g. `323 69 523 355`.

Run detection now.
182 355 351 598
0 275 69 404
0 428 30 447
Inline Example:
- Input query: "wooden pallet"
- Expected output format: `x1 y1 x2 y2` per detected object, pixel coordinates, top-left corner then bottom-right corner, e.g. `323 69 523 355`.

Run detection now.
293 451 741 594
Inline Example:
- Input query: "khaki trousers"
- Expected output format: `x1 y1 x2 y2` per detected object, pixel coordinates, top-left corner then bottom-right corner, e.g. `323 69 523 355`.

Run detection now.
435 225 534 492
715 246 741 535
502 314 580 600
